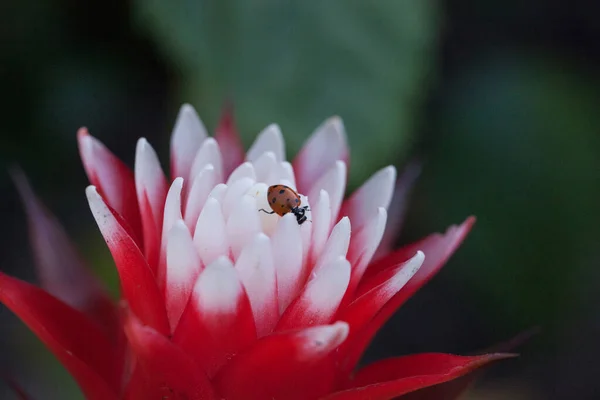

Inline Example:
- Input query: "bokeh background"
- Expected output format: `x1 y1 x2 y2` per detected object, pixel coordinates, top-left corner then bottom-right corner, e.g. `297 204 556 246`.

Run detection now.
1 0 599 398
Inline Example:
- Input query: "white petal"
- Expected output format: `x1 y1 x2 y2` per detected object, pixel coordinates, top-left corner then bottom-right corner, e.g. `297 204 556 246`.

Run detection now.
342 251 425 321
381 251 425 298
374 163 421 260
170 104 207 181
298 194 313 272
226 162 256 185
348 208 388 291
281 257 350 329
135 138 168 228
297 321 349 353
309 190 332 264
341 166 396 230
306 257 350 313
246 123 285 162
77 130 130 217
234 234 278 337
312 217 351 276
190 138 223 184
252 152 277 183
86 185 169 332
194 256 240 315
271 214 304 314
226 194 261 260
266 161 297 190
207 183 228 203
85 185 127 244
159 178 184 278
222 177 254 220
161 177 184 238
281 162 297 188
294 116 348 193
184 165 216 232
165 220 202 329
193 197 229 265
307 161 346 226
247 182 279 236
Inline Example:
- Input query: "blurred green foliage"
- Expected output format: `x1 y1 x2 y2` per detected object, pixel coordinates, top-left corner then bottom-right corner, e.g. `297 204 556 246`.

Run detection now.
412 52 600 333
133 0 439 186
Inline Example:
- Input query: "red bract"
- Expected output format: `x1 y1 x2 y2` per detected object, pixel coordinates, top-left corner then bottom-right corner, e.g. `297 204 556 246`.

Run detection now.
1 105 513 399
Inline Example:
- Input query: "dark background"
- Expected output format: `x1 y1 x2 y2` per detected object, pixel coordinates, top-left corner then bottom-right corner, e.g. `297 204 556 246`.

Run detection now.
1 1 600 398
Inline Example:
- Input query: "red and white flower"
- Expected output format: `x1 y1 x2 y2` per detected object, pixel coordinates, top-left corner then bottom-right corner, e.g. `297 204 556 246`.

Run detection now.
1 104 512 399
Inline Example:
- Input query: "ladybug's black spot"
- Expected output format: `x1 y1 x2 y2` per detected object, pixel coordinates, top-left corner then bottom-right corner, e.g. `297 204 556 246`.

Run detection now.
295 198 300 204
272 197 276 204
279 189 285 194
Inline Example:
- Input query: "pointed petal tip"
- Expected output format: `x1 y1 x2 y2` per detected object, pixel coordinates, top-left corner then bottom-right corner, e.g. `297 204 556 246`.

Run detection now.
442 215 477 241
413 250 425 263
325 117 348 147
77 126 89 138
325 115 346 134
85 185 98 197
171 104 207 159
84 186 104 208
257 123 283 150
76 128 101 157
258 123 284 152
466 215 477 226
480 327 541 354
307 321 349 349
179 103 196 114
377 165 397 187
266 122 282 133
338 216 351 231
172 176 184 188
136 137 149 153
206 136 217 145
340 166 396 232
401 250 426 282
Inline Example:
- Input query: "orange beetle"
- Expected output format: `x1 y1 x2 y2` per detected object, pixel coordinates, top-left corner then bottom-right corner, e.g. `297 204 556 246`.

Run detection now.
259 184 310 225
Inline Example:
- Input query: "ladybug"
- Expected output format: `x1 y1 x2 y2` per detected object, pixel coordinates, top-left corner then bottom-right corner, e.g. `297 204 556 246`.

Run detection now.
259 184 310 225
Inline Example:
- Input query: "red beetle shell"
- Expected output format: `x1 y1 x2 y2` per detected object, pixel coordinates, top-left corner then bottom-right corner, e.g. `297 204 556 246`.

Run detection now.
267 184 301 216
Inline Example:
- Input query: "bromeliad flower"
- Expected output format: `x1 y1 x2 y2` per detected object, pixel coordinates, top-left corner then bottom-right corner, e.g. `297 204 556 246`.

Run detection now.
1 104 512 399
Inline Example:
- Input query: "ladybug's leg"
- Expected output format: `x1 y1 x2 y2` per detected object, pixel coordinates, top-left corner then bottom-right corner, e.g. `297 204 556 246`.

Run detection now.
258 208 276 214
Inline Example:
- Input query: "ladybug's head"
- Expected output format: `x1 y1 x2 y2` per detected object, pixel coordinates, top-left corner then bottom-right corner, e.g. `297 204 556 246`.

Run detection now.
291 205 310 225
